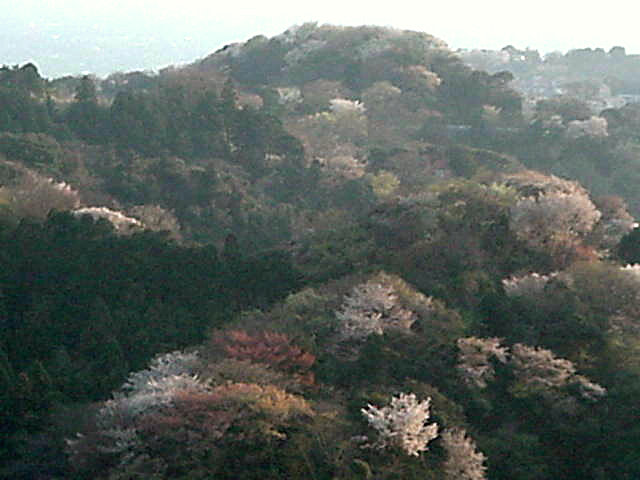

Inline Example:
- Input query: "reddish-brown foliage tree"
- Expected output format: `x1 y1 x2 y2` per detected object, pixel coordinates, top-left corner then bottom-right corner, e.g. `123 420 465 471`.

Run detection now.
137 390 240 454
211 330 316 381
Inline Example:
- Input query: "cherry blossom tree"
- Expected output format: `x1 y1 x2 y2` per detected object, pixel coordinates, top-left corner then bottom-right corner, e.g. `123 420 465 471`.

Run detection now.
361 392 438 456
441 428 487 480
336 279 419 340
457 337 509 388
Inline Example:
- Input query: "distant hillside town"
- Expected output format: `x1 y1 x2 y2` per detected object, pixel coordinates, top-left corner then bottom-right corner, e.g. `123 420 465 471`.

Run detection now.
458 45 640 116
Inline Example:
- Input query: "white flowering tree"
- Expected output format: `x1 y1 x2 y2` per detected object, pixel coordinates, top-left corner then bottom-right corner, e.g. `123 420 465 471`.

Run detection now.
441 428 487 480
589 195 637 249
505 171 601 261
502 272 557 299
510 191 601 252
361 393 438 456
67 350 205 462
510 343 606 401
566 116 608 139
329 98 366 115
457 337 509 388
457 338 606 402
72 206 144 234
336 278 418 341
2 171 80 219
128 204 183 241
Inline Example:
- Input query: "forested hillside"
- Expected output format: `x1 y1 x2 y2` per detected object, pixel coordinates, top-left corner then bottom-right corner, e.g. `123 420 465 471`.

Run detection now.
2 24 640 479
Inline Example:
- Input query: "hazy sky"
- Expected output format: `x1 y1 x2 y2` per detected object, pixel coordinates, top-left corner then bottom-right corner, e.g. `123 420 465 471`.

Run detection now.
2 0 639 78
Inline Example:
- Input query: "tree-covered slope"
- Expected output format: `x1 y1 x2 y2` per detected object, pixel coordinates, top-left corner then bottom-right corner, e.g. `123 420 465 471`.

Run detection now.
2 23 640 479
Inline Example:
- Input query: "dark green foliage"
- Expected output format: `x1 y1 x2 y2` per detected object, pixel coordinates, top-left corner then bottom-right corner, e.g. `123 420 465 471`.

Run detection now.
481 431 550 480
0 132 63 169
434 66 522 126
617 227 640 263
111 90 168 155
0 211 302 474
445 144 521 177
0 64 52 134
229 36 288 86
66 76 109 143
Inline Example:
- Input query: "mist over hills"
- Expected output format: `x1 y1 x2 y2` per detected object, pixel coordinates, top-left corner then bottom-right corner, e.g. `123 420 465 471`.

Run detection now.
3 15 638 80
1 19 222 77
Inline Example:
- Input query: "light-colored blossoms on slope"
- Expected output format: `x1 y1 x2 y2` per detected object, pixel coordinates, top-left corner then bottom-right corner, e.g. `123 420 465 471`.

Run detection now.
329 98 366 115
566 116 608 139
441 428 487 480
3 171 81 218
457 337 509 388
621 263 640 279
505 171 602 259
502 272 557 298
67 350 206 462
362 392 438 456
457 338 606 401
99 350 204 424
122 350 201 393
72 206 143 234
336 279 419 340
276 86 303 105
510 343 606 401
510 191 601 250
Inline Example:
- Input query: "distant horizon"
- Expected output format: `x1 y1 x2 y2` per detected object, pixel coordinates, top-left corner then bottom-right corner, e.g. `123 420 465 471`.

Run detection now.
3 0 639 79
4 26 636 81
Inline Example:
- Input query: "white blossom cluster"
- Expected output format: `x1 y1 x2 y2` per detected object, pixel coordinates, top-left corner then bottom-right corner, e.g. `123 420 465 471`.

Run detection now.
505 172 602 244
276 86 303 105
14 172 78 197
329 98 366 115
68 350 206 463
566 116 608 139
95 427 139 455
457 337 509 388
504 170 587 198
361 393 438 456
457 339 606 400
276 22 320 45
595 218 638 249
72 206 143 233
510 190 601 251
540 114 565 131
573 374 608 401
336 280 417 340
511 343 575 389
621 263 640 279
482 104 502 124
510 343 606 400
504 170 602 255
283 38 328 66
128 204 182 241
122 350 202 394
100 350 205 426
441 428 487 480
4 171 81 218
50 178 77 195
502 272 557 298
